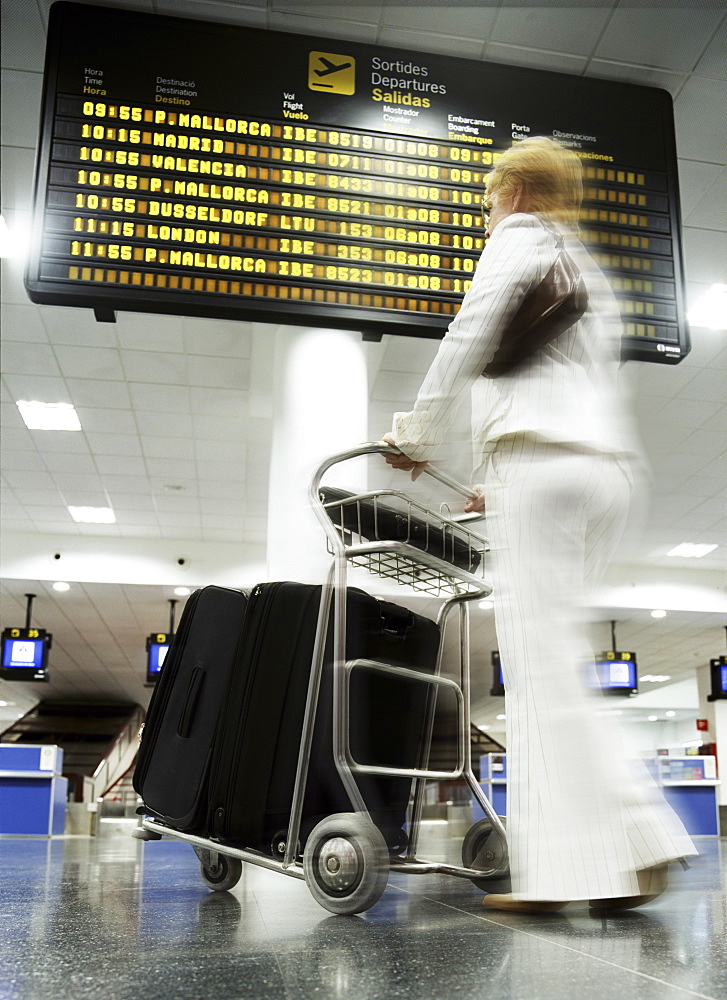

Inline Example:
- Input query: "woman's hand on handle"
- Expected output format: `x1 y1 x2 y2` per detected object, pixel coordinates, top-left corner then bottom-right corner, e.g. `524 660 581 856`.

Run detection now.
464 485 486 514
380 435 429 481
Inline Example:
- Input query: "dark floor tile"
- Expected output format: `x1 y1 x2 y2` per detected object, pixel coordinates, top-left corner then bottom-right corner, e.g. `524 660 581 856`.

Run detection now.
0 823 724 1000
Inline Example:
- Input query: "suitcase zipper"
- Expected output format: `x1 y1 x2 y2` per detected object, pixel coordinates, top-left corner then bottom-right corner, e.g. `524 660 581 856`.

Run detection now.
214 582 280 838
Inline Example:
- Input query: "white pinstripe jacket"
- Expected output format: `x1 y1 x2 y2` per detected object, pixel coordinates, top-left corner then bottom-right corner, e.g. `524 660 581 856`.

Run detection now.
391 213 639 473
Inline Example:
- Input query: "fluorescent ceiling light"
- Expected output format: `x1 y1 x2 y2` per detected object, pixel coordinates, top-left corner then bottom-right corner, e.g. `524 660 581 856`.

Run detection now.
68 506 116 524
478 600 494 610
174 587 191 596
0 215 28 258
650 609 667 618
52 582 70 592
640 674 672 683
496 714 506 720
665 711 676 718
648 715 659 722
687 283 727 330
16 400 82 431
666 543 718 558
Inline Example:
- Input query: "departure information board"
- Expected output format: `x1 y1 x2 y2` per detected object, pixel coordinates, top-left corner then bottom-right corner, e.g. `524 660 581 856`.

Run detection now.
26 2 689 362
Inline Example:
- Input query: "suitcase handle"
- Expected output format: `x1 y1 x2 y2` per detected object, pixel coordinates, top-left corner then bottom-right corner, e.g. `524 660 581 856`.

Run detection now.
177 666 205 739
378 604 415 641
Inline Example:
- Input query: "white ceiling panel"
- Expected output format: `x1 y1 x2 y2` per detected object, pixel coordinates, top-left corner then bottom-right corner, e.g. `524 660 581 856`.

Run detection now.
677 159 725 217
77 408 138 435
384 4 498 38
54 345 126 381
268 10 379 41
64 377 132 409
379 27 485 61
38 306 119 347
0 146 37 213
84 432 143 457
693 18 727 80
154 1 267 25
594 8 724 72
121 350 188 384
0 69 42 148
681 226 727 286
484 41 587 74
491 7 612 55
127 382 191 412
585 59 688 98
674 76 727 165
2 340 61 377
685 169 727 231
2 303 49 342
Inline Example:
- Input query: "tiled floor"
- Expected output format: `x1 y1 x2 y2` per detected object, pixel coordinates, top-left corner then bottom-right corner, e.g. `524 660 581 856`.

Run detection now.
0 820 724 1000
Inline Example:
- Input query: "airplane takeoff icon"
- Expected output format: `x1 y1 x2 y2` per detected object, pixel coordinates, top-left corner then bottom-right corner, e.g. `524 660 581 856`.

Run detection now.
308 50 356 95
314 56 353 78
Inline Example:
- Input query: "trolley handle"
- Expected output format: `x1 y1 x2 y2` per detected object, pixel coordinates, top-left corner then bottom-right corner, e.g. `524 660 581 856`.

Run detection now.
378 442 480 501
309 441 479 505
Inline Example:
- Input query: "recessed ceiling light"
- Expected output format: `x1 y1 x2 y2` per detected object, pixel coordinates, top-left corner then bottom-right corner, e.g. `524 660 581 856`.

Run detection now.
496 714 506 721
651 609 667 618
478 600 494 610
174 587 191 597
640 674 672 683
68 506 116 524
667 543 718 558
687 283 727 330
648 715 659 722
16 400 82 431
665 711 676 718
52 582 70 592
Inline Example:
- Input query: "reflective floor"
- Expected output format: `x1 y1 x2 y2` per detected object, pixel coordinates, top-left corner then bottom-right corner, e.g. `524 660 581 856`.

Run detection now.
0 820 725 1000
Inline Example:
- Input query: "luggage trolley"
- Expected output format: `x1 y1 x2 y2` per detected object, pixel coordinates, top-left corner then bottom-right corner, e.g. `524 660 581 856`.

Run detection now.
135 442 509 914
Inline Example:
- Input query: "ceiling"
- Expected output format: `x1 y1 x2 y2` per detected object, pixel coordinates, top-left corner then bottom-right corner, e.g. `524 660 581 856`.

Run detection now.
1 0 725 732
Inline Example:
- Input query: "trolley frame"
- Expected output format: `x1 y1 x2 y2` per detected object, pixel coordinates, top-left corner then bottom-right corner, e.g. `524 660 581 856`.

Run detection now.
137 442 508 900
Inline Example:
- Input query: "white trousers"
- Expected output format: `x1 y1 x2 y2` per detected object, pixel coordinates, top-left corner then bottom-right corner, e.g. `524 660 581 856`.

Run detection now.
484 436 696 900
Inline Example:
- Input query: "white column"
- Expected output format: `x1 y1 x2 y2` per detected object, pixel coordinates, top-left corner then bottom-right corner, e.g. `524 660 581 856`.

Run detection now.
266 326 369 582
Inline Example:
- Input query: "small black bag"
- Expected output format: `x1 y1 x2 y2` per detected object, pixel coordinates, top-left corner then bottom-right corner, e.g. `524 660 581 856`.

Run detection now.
482 223 588 378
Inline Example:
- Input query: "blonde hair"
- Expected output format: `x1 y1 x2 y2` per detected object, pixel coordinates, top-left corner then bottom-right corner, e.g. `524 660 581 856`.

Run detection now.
485 137 583 225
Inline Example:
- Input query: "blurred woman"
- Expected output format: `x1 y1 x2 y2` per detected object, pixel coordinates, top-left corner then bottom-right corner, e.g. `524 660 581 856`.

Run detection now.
384 137 695 912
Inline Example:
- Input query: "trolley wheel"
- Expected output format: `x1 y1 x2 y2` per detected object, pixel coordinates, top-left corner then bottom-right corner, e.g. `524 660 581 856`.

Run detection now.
199 851 243 892
303 813 389 915
271 829 301 861
462 817 510 891
387 827 409 858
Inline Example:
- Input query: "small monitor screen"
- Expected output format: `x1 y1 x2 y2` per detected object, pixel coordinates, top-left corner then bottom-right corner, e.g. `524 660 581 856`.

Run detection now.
721 664 727 693
2 637 45 670
594 657 637 693
147 642 170 676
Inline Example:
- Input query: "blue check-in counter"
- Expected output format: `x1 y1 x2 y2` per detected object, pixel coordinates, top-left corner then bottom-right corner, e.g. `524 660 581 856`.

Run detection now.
472 753 507 821
472 751 721 838
0 744 68 837
645 755 721 838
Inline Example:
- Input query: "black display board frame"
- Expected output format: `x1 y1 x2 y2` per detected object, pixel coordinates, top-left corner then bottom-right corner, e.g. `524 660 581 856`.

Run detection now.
25 2 690 363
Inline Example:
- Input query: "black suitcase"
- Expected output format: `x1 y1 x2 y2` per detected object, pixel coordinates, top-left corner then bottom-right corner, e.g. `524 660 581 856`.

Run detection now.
133 585 248 831
207 582 440 855
319 486 481 573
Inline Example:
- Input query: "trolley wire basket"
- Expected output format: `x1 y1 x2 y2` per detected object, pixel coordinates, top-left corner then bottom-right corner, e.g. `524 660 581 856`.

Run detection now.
319 487 488 596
